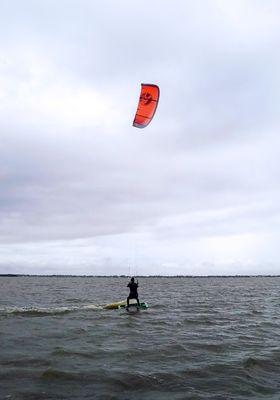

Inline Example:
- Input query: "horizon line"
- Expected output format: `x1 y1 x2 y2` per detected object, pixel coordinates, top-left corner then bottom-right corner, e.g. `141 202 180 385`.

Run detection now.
1 274 280 278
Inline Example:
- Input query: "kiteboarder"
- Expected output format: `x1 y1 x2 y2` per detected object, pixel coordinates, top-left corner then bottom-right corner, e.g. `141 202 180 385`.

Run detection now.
127 277 140 307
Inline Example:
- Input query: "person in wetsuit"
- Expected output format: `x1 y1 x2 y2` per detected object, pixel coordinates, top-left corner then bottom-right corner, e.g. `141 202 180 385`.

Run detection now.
127 277 140 307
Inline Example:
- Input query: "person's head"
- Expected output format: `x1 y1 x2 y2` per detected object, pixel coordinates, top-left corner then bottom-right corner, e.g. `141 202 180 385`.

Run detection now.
131 277 135 282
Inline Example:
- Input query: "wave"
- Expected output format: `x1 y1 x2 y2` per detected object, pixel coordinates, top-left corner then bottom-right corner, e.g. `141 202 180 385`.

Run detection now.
0 304 103 316
41 368 84 381
242 354 280 372
40 367 188 391
51 348 94 359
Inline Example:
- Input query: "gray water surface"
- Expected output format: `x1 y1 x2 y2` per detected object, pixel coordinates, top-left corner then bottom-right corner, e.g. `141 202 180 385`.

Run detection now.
1 276 280 399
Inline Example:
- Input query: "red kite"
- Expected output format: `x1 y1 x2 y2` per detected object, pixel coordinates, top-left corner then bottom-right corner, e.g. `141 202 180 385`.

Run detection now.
133 83 160 128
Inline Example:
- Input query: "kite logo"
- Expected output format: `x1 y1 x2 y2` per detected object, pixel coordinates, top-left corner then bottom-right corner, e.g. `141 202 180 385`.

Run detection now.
141 92 153 105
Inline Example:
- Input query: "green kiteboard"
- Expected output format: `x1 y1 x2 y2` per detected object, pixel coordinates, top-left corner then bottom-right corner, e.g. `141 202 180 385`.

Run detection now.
118 302 148 312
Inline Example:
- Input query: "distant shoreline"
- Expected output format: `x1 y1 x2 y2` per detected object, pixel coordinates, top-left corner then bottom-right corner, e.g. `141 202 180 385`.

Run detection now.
0 274 279 278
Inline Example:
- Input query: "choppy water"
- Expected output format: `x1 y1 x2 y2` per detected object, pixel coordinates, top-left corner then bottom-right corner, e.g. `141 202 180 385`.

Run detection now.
1 276 280 399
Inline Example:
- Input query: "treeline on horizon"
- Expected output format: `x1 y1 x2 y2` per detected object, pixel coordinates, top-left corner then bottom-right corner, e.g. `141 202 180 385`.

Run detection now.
0 274 279 278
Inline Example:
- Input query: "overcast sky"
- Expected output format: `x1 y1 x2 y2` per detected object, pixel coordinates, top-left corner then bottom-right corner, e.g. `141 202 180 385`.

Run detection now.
0 0 280 275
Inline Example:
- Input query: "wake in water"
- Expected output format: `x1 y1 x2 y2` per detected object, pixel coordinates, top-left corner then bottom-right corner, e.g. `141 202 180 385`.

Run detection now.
1 304 105 316
0 299 137 316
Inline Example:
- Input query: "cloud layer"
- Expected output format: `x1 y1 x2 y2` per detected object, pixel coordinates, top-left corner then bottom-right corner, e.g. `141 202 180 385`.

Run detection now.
1 0 280 274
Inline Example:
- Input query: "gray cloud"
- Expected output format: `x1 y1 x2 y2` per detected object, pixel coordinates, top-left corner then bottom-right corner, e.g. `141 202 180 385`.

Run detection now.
0 0 280 274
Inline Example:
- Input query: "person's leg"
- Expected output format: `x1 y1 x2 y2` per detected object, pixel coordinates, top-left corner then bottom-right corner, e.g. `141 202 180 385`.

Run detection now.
127 296 130 307
136 296 140 306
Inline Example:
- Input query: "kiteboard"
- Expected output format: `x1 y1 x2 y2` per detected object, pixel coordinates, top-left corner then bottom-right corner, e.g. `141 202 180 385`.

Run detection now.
118 302 148 312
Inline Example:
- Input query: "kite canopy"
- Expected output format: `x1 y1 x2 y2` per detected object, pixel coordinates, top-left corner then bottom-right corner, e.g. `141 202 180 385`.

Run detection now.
133 84 160 128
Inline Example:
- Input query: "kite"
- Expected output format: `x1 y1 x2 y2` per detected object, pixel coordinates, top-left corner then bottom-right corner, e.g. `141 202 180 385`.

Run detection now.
133 83 160 128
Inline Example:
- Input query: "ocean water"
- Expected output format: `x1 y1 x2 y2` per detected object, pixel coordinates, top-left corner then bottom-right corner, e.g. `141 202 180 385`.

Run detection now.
0 276 280 400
